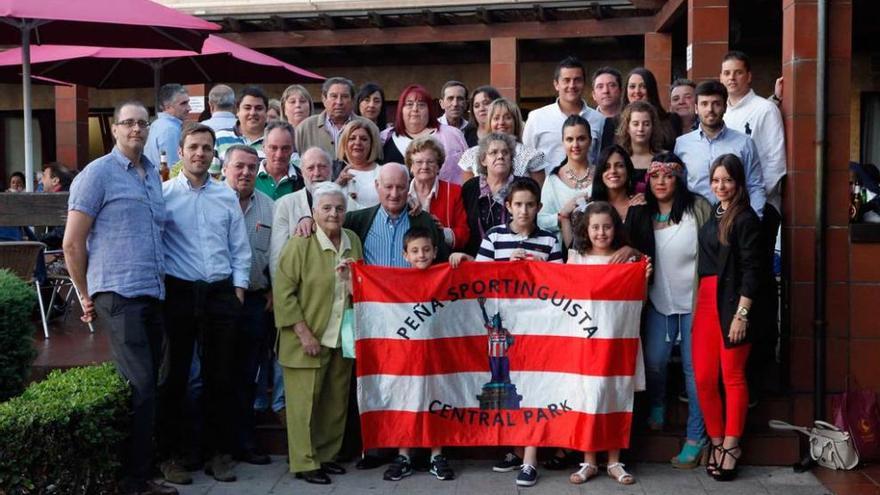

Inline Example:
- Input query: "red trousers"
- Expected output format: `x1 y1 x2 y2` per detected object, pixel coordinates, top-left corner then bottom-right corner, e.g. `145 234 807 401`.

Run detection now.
692 276 751 438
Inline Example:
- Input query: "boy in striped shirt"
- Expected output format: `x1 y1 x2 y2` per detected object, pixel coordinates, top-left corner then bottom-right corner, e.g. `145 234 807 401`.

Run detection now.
449 177 562 487
451 177 563 265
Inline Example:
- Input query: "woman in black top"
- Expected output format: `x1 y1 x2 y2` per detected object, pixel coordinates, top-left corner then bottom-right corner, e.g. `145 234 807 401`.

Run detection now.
693 153 763 482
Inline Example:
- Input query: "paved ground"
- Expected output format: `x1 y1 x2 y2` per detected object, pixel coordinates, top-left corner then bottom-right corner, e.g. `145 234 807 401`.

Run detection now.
172 458 830 494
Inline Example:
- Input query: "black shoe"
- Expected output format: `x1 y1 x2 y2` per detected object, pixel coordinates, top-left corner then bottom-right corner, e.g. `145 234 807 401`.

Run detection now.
430 455 455 480
356 454 388 470
321 461 346 475
120 479 179 495
236 450 271 465
542 451 577 470
296 469 331 485
712 446 741 481
492 452 523 472
516 464 539 487
383 455 413 481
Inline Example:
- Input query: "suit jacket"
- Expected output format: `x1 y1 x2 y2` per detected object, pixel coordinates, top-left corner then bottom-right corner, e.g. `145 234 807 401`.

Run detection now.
343 204 449 262
294 111 375 159
701 206 764 347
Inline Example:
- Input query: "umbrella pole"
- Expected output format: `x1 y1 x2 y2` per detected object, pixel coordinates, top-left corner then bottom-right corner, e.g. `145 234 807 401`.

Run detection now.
21 23 34 192
153 65 161 117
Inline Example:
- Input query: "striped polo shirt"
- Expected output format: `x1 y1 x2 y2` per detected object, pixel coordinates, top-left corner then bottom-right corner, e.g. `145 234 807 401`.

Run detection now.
476 224 563 263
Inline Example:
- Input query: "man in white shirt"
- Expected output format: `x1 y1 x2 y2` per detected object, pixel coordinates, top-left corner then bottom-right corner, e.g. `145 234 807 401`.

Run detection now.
720 50 786 406
721 50 786 238
438 81 469 130
523 56 605 169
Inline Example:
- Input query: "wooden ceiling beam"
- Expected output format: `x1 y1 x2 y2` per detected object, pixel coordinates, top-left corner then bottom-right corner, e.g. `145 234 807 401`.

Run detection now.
533 4 547 22
629 0 666 9
219 16 655 49
319 13 336 30
653 0 685 32
422 9 438 26
368 11 385 28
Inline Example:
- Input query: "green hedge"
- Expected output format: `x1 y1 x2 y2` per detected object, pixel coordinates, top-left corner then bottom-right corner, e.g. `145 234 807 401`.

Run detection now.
0 269 37 402
0 363 130 494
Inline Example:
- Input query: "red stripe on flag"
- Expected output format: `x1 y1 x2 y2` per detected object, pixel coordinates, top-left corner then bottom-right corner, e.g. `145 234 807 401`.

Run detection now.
360 409 633 452
356 335 638 377
352 260 647 303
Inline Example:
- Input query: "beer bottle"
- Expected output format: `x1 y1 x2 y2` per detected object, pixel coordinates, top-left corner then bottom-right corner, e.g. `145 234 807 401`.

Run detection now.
159 150 170 182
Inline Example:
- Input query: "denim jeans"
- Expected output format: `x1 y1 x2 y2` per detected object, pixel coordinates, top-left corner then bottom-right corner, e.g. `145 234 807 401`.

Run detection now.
643 304 705 442
254 354 286 413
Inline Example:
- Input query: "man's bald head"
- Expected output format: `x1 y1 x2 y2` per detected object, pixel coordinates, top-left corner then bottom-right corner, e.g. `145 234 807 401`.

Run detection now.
300 146 332 190
376 163 410 215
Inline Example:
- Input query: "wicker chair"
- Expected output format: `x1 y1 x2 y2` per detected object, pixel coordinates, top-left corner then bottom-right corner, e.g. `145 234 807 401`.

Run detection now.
0 241 49 338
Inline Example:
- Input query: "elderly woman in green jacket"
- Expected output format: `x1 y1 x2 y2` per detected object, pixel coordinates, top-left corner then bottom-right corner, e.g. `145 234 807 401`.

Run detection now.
273 181 363 485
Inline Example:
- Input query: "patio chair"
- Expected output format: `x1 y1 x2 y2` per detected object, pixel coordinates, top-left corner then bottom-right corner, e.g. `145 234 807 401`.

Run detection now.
43 254 95 334
0 241 50 338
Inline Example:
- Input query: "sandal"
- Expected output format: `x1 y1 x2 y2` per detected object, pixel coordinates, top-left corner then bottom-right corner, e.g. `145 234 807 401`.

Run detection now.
705 442 722 477
712 445 741 482
569 462 598 484
606 462 635 485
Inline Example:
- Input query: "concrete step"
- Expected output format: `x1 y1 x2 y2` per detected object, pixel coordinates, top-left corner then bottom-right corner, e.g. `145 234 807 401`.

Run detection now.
255 415 802 466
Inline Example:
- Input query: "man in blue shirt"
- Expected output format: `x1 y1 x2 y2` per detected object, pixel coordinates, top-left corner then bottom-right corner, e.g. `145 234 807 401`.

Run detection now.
157 123 251 485
201 84 237 132
64 100 175 495
145 84 191 166
674 80 766 217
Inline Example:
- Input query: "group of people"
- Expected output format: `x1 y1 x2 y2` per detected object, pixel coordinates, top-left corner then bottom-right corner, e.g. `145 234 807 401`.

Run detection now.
56 48 785 494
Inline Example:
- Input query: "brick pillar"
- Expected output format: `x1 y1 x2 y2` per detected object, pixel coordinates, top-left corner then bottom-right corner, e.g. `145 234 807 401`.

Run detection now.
490 38 519 102
687 0 729 83
781 0 852 416
184 83 210 122
644 32 673 110
54 85 89 170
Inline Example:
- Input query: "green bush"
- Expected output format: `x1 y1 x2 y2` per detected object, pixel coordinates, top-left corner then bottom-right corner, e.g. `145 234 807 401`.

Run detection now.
0 363 130 494
0 269 37 402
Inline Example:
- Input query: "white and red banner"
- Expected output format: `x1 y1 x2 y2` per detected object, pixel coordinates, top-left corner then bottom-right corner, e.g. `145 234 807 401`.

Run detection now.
351 260 647 452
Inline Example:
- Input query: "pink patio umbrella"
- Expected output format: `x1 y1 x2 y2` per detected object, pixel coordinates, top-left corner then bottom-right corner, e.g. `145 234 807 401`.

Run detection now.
0 36 324 112
0 0 220 191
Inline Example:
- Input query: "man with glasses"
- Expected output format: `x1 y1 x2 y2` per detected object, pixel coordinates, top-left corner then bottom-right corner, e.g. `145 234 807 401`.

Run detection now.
64 101 176 495
295 77 373 160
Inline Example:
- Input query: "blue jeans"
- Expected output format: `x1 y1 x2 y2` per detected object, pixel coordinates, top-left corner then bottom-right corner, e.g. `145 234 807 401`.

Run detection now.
643 304 705 442
254 357 285 413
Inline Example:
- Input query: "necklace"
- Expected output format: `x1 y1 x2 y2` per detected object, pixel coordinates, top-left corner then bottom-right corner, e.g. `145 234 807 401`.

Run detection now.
654 212 670 222
715 203 726 219
565 165 593 189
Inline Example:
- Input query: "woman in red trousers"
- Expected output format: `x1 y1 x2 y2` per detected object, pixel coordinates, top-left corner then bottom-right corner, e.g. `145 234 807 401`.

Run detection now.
693 153 763 481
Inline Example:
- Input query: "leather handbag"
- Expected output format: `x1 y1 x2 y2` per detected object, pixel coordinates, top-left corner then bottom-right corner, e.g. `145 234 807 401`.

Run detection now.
769 419 860 470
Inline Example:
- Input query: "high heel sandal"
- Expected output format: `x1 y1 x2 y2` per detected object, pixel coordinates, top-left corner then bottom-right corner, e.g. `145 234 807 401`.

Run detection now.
705 442 722 477
711 445 741 482
671 439 708 469
569 462 598 484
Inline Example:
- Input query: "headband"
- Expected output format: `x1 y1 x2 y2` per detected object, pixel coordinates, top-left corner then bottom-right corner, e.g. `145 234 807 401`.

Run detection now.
648 161 685 178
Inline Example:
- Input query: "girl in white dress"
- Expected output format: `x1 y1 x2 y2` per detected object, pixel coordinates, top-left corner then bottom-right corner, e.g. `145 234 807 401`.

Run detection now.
567 201 649 487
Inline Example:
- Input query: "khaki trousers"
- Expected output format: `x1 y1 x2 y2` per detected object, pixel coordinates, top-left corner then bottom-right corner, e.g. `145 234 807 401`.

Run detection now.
283 347 352 473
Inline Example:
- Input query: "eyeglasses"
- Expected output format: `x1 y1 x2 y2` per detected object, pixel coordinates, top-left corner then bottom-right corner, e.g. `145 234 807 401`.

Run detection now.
116 119 150 129
412 159 438 167
403 101 428 110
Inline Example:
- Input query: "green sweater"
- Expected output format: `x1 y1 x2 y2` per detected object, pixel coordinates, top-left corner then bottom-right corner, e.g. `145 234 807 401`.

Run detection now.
273 228 363 368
